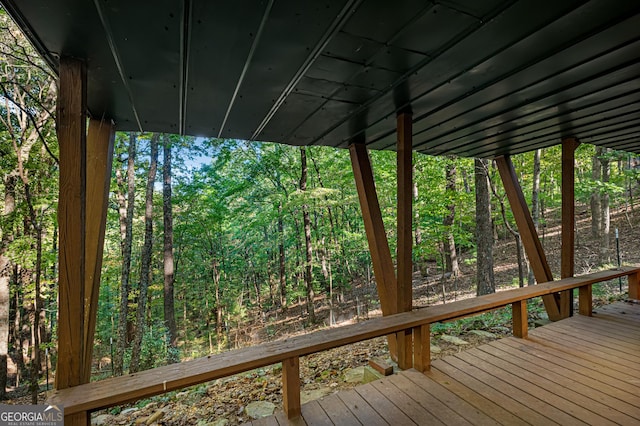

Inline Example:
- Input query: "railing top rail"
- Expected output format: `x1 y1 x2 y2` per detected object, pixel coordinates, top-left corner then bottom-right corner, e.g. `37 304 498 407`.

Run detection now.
48 266 640 415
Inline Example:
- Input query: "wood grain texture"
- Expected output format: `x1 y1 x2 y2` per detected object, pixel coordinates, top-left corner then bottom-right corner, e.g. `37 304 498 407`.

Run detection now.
83 118 115 383
579 285 592 316
511 299 527 338
561 139 578 279
63 411 88 426
629 271 639 300
396 113 413 369
56 57 87 391
243 304 639 425
560 137 579 317
283 357 301 419
495 155 561 320
349 143 397 314
349 142 398 359
48 268 640 415
412 324 429 372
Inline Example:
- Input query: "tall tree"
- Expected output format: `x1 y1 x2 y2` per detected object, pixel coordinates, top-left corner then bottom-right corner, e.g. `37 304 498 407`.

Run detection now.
590 146 603 240
162 136 178 363
130 134 159 373
443 158 460 277
528 149 542 285
475 159 495 295
0 176 15 399
114 133 137 376
299 147 315 322
600 149 610 264
0 12 56 395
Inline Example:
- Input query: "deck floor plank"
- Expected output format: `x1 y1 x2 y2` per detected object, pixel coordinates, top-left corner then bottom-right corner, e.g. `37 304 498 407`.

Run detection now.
336 389 388 426
551 318 640 348
317 393 361 426
401 369 501 426
386 373 473 425
596 303 640 318
444 354 583 425
477 342 640 423
370 377 445 425
300 400 333 426
274 410 308 426
554 316 640 342
496 338 640 410
532 326 640 368
453 350 604 426
422 368 532 425
243 302 640 426
354 382 416 426
524 333 640 382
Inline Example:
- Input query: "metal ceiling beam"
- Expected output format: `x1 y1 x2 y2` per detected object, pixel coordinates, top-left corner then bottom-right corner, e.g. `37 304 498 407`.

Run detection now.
251 0 362 141
92 0 143 131
217 0 274 138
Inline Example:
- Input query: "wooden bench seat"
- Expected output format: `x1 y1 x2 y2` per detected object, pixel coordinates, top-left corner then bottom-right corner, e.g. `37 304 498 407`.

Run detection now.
48 266 640 424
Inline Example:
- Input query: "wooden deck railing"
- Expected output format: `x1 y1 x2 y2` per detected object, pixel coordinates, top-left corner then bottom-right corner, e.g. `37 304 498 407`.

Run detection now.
48 266 640 425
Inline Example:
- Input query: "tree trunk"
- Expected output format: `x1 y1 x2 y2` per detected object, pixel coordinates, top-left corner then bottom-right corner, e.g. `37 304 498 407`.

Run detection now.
591 147 603 240
300 147 315 322
475 159 495 295
115 159 128 245
0 175 16 399
278 202 286 309
600 150 610 264
162 136 178 364
114 133 137 376
212 260 223 346
488 172 526 288
30 224 43 404
130 134 158 373
443 159 460 277
528 149 541 285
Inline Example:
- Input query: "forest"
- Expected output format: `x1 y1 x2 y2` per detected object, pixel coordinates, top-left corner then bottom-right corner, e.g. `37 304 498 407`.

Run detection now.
1 7 639 404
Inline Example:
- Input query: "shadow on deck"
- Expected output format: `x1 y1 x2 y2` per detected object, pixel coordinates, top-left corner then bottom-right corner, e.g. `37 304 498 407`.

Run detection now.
245 301 640 426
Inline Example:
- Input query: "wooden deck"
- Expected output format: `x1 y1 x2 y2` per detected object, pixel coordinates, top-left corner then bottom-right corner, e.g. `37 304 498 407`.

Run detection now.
245 301 640 425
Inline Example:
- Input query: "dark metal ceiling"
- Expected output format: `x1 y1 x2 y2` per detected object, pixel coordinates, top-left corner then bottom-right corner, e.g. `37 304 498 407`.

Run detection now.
2 0 640 157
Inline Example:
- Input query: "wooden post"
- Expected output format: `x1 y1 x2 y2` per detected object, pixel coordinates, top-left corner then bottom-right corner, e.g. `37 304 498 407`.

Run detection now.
412 324 430 373
56 57 87 391
82 119 115 383
561 138 580 318
512 300 528 338
629 271 640 300
350 143 398 358
495 156 562 321
349 144 397 312
397 112 413 369
578 285 592 316
63 412 89 426
283 357 301 419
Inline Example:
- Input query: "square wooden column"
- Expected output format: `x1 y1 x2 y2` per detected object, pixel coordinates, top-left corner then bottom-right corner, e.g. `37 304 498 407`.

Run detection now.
56 57 88 391
496 155 562 321
561 138 580 317
57 57 115 398
396 112 413 369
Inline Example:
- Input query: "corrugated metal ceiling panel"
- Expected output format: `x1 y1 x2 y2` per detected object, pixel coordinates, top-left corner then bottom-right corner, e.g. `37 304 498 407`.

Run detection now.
1 0 639 157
